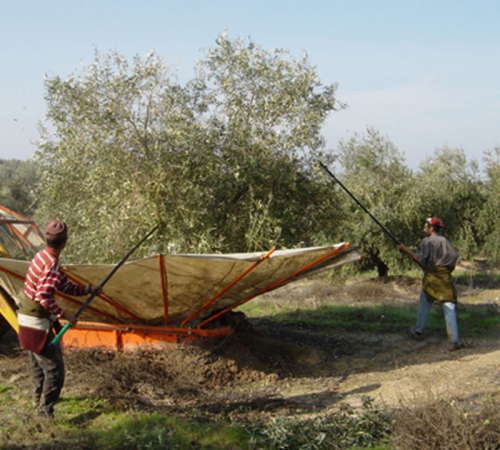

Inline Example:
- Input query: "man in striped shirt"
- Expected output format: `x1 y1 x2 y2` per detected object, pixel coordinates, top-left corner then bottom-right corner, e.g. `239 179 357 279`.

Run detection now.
17 220 101 418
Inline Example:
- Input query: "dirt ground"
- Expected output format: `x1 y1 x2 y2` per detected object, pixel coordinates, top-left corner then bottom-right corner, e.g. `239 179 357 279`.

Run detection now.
1 271 499 423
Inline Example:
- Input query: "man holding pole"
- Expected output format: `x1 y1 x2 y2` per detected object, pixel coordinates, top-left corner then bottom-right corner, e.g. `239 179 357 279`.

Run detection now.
17 220 101 418
397 216 463 351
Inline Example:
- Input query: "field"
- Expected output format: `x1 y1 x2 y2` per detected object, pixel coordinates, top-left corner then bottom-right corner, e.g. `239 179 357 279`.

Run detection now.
1 266 500 449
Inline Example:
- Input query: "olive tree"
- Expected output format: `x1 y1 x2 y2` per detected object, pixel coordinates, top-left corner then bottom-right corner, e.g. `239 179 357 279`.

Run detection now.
36 50 208 262
0 159 38 217
35 35 345 262
335 127 413 276
409 146 485 260
477 147 500 263
191 34 345 251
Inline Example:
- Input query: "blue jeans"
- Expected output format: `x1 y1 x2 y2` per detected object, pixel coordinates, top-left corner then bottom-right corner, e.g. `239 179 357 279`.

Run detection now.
415 289 460 343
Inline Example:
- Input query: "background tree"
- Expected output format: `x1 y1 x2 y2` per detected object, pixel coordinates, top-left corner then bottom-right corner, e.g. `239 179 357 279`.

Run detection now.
408 146 484 260
31 35 493 270
334 127 414 276
477 146 500 263
0 159 37 217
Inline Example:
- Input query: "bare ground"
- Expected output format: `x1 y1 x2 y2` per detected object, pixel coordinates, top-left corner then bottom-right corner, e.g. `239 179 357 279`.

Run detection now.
1 272 499 424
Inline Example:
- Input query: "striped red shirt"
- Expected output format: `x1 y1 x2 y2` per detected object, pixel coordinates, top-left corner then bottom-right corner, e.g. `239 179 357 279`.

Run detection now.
23 247 87 317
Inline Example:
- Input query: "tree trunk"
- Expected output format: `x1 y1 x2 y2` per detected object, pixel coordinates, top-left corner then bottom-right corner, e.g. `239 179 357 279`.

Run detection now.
372 253 389 277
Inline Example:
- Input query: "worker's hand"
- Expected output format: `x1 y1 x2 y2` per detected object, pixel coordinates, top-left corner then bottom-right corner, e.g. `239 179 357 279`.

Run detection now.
88 285 102 295
62 313 77 326
397 244 407 252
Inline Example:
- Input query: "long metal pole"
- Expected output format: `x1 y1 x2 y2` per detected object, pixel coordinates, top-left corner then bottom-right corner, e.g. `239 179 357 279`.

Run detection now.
319 161 424 269
51 225 159 345
319 162 401 244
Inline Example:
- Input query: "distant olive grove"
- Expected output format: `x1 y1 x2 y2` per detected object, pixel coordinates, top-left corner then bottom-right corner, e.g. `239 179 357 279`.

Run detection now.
3 34 500 274
0 159 37 217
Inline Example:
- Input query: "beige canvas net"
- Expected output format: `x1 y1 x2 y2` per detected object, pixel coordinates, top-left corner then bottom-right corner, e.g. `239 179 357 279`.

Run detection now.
0 243 360 328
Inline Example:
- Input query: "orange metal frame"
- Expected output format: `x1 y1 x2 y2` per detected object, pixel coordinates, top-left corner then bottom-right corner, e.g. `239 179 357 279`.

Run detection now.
62 248 279 351
0 205 45 260
180 247 276 328
196 243 350 329
64 322 230 351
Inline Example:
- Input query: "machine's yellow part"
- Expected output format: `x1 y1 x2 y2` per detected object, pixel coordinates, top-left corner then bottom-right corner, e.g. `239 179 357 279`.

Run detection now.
0 241 10 258
0 290 18 333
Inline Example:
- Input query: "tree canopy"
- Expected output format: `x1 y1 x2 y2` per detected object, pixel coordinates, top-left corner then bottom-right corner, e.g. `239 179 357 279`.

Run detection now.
334 128 413 276
0 34 490 274
0 159 37 217
34 35 345 263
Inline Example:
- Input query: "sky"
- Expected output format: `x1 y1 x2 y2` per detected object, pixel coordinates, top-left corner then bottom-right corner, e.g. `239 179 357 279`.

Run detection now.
1 0 499 169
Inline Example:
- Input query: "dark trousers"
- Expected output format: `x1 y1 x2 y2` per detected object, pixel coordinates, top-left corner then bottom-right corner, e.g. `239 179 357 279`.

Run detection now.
28 333 65 416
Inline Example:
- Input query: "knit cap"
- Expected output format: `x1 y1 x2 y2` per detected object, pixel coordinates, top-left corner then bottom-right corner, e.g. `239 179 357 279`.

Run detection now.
44 220 68 241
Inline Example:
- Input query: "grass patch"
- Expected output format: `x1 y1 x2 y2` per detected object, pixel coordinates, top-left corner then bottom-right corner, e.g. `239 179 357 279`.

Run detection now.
2 386 499 449
86 412 249 450
273 304 418 333
239 271 500 339
0 395 251 450
456 303 500 335
453 270 500 289
0 398 393 450
0 384 13 394
0 394 393 450
242 302 500 338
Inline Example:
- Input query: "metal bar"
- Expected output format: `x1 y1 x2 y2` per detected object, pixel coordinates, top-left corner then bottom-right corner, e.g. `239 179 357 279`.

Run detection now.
181 247 275 328
4 224 32 260
0 219 37 225
65 272 142 321
51 226 158 345
69 321 229 336
0 288 18 332
319 161 401 244
0 205 33 220
0 265 122 323
158 254 169 326
197 243 349 329
319 161 424 270
53 292 124 323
